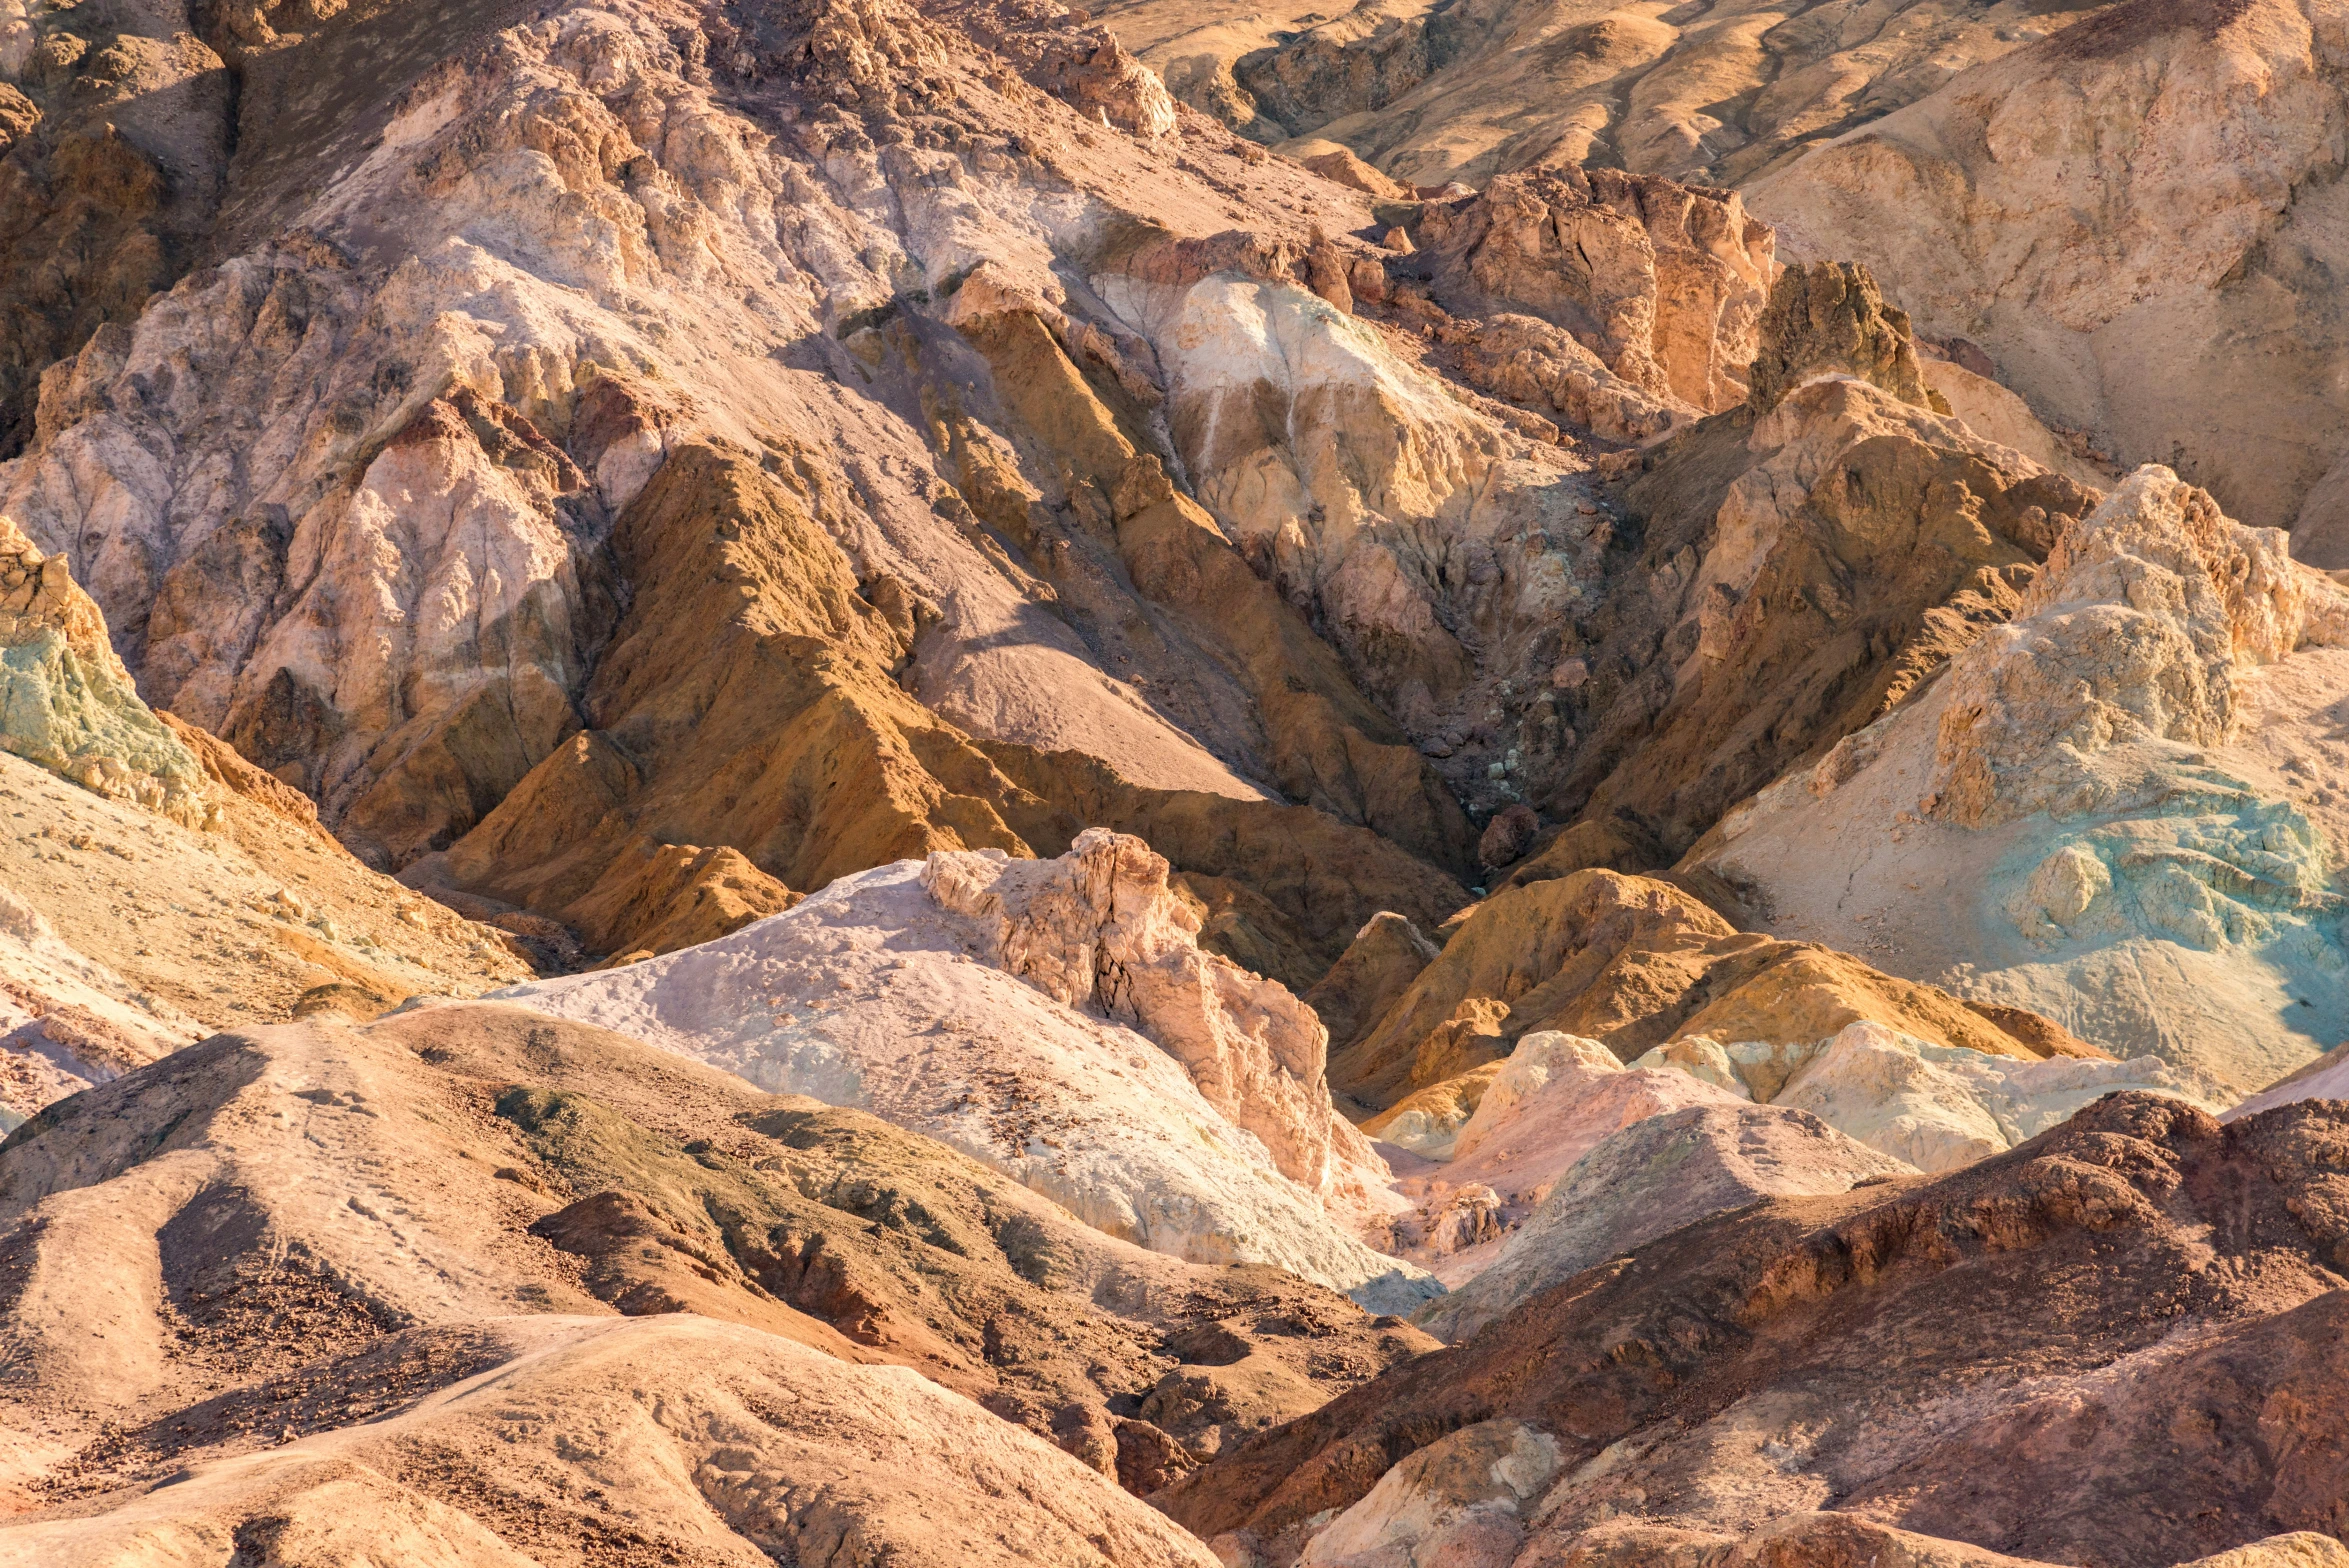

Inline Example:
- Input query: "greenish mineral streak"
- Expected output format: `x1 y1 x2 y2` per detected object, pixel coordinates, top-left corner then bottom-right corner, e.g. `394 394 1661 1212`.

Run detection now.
0 622 208 822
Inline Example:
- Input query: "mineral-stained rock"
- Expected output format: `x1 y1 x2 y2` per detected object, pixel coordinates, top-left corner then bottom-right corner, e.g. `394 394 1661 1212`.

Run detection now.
1416 1102 1911 1342
0 539 532 1119
1160 1093 2349 1567
1307 913 1443 1067
1544 364 2096 862
0 513 209 830
1414 168 1776 415
1687 467 2349 1090
495 831 1437 1307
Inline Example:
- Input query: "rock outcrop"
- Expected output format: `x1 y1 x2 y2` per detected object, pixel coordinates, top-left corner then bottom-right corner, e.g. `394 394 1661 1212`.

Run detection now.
1414 168 1777 417
1689 467 2349 1091
0 0 1494 945
497 831 1436 1307
1161 1093 2349 1568
0 513 208 829
1746 0 2349 547
1330 869 2083 1114
0 528 533 1120
1544 363 2095 863
1745 261 1942 415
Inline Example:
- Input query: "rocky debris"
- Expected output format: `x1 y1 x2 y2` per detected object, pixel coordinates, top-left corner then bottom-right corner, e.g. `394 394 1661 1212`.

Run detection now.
1476 802 1539 868
0 1315 1222 1568
1689 467 2349 1090
0 1005 1436 1555
1161 1093 2349 1567
1410 168 1775 416
1331 869 2080 1114
1745 0 2349 547
495 833 1438 1307
939 268 1479 871
1745 261 1942 416
1295 1417 1560 1567
1416 1102 1910 1342
0 514 210 830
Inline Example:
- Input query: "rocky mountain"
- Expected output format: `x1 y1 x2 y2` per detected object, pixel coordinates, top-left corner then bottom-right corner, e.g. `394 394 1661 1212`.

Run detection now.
0 0 2345 1558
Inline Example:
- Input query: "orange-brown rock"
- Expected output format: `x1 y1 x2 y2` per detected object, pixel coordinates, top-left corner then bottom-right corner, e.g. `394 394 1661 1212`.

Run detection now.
1543 367 2096 861
1332 869 2086 1112
1746 261 1944 416
1414 168 1777 415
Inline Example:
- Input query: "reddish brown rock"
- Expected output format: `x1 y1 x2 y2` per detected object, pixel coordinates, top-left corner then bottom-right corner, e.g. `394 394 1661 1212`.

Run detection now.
1161 1093 2349 1567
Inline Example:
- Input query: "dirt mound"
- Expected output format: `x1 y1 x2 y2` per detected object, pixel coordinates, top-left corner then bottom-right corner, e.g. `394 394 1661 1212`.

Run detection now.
0 1001 1430 1538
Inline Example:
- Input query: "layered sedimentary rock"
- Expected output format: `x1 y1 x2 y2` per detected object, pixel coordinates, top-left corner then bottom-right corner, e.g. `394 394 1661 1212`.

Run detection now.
1690 467 2349 1090
1163 1093 2349 1568
0 1002 1428 1553
497 831 1437 1306
0 0 1497 945
0 513 208 829
1747 0 2349 547
1543 352 2095 863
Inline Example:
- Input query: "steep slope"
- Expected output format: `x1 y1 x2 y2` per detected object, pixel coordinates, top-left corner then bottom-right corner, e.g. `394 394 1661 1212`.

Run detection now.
498 830 1440 1306
0 0 1545 919
0 514 532 1122
1161 1091 2349 1568
1687 466 2349 1092
1746 0 2349 544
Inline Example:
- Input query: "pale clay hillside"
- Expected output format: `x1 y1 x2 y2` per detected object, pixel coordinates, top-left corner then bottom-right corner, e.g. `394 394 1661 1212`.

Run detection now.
0 0 2344 1561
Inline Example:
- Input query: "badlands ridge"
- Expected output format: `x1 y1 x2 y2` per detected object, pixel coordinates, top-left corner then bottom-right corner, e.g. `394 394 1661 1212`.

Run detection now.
0 0 2344 1560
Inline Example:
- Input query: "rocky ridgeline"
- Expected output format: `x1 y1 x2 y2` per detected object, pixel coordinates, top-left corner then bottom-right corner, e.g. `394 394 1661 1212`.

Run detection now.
0 0 2347 1562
